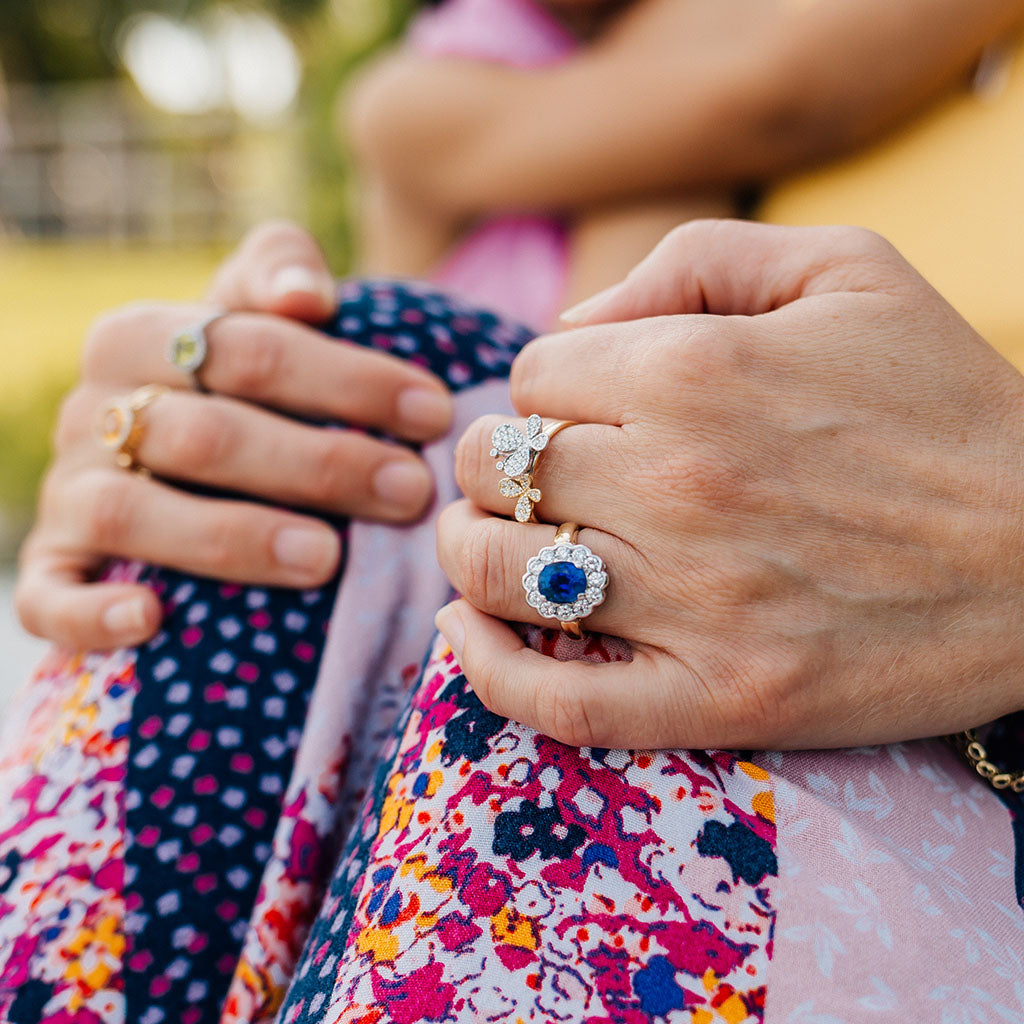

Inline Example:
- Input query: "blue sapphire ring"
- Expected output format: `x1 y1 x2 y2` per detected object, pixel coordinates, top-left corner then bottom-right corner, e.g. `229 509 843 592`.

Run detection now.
522 522 608 638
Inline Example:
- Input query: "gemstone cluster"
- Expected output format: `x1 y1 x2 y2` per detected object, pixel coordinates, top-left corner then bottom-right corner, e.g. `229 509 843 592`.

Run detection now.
522 541 608 623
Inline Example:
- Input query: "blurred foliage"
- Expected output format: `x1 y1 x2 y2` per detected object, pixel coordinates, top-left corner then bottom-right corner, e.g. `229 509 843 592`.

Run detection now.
302 0 418 269
0 0 327 81
0 0 417 267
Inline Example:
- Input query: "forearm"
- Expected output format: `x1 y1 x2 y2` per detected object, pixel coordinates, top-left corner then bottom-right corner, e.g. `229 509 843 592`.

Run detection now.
349 0 1024 217
356 175 468 278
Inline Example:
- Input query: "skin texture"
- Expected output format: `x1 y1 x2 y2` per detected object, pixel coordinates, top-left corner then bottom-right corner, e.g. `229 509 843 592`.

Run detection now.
434 221 1024 750
15 223 453 652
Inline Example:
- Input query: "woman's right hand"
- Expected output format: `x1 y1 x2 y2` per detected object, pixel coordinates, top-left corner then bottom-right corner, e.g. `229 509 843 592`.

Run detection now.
16 222 453 653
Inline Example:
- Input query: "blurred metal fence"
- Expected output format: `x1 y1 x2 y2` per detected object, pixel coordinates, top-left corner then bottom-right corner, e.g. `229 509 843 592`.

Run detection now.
0 79 304 242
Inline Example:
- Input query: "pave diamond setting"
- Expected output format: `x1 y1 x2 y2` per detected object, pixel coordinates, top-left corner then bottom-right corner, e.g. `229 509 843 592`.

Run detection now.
490 414 549 478
523 541 607 623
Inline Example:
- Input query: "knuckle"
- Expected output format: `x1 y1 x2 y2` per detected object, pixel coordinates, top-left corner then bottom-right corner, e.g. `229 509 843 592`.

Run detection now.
165 405 235 478
675 319 746 380
453 421 491 492
656 218 735 266
712 643 806 743
834 225 894 260
508 339 547 409
53 386 95 451
636 320 746 403
220 325 284 396
534 677 597 748
195 514 245 576
457 521 509 611
81 306 139 379
13 577 43 638
639 443 745 512
660 219 711 257
306 437 352 507
79 470 133 549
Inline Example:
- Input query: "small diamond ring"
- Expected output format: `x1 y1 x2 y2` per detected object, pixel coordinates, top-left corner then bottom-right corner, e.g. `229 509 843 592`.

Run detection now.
167 313 224 390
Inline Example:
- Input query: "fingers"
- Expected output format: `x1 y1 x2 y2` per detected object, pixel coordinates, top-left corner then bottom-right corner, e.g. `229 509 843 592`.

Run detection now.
206 220 338 323
558 220 911 325
131 389 434 522
44 466 341 588
508 311 751 425
437 500 649 637
16 541 163 651
454 414 627 531
434 600 685 749
83 307 452 442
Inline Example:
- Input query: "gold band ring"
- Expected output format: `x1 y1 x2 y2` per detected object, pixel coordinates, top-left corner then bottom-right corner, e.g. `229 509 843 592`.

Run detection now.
97 384 169 475
491 414 577 523
522 521 609 639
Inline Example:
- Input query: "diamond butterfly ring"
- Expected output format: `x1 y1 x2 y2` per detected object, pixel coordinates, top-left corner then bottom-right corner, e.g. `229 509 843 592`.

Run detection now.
489 415 575 523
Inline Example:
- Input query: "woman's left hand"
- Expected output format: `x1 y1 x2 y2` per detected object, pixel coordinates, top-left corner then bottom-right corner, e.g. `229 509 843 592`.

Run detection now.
436 220 1024 750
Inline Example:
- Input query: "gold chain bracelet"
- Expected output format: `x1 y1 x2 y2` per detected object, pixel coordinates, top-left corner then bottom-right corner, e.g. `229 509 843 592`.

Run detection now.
948 729 1024 794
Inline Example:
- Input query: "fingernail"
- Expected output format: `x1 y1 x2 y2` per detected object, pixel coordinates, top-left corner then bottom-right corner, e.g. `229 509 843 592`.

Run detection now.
373 460 433 511
396 386 452 436
270 266 337 307
103 596 149 635
435 604 465 659
559 280 626 324
273 526 340 576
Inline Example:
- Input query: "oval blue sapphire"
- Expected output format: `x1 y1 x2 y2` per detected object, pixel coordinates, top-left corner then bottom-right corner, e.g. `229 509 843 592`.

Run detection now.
538 561 588 604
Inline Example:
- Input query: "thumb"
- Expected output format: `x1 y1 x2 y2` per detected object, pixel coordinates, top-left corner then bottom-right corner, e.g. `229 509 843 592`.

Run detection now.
206 220 337 323
559 220 908 326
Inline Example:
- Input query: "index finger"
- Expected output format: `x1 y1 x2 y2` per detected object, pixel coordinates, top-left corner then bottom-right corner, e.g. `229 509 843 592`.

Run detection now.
559 220 914 325
88 305 453 441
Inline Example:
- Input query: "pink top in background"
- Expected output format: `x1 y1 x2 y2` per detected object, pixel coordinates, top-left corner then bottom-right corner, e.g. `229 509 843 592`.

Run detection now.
409 0 576 330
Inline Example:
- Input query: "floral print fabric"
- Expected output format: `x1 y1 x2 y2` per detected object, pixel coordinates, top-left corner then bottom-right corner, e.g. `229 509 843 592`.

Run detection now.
278 635 776 1024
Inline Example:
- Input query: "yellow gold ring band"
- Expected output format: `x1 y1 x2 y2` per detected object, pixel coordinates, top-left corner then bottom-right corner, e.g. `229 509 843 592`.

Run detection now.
97 384 169 476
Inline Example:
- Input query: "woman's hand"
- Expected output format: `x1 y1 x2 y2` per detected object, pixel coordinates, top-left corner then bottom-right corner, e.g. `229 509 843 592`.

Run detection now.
435 221 1024 750
17 222 452 652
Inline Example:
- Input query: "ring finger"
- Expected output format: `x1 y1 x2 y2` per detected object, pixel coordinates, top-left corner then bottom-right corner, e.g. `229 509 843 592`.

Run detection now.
437 499 656 640
455 414 627 529
125 389 435 522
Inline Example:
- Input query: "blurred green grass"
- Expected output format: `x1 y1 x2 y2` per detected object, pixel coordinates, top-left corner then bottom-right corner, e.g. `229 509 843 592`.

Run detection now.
0 240 229 541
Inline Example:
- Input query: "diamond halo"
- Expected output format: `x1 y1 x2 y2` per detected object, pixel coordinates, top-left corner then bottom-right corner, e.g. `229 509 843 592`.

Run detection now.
522 541 608 624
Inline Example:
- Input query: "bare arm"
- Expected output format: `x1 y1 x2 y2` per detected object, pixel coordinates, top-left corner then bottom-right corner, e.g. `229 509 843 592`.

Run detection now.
563 192 735 312
348 0 1024 218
